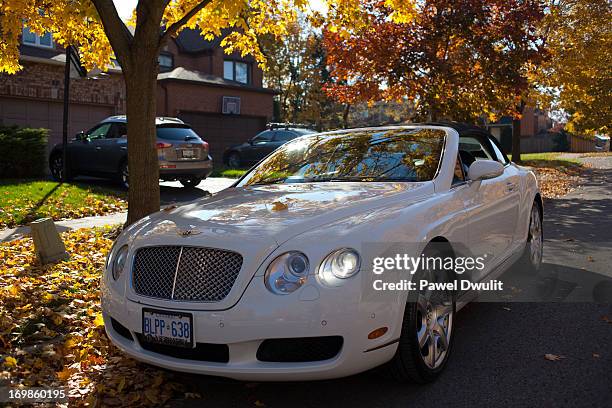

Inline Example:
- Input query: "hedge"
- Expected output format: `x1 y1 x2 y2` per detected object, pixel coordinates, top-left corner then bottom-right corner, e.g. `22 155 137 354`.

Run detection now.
0 126 48 179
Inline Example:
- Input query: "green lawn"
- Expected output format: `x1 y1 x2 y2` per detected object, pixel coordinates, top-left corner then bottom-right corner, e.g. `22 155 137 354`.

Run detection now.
210 166 248 178
509 152 582 169
0 180 127 228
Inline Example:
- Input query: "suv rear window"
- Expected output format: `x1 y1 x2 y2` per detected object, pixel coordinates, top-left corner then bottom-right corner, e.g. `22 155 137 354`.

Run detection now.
156 126 201 141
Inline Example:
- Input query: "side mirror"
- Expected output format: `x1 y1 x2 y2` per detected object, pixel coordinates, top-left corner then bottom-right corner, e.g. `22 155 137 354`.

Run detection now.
467 160 504 181
75 131 86 141
248 139 254 145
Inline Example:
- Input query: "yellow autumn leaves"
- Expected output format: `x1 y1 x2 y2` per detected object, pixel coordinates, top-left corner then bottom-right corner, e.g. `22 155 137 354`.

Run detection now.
0 226 187 406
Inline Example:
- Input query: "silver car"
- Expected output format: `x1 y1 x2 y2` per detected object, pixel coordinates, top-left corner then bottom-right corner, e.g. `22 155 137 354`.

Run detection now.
49 116 213 188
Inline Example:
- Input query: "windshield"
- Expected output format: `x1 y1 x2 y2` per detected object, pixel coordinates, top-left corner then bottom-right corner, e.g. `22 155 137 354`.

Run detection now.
237 128 446 186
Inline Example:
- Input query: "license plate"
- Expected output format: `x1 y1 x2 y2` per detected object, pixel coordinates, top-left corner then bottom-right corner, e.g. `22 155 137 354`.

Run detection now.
181 149 196 158
142 308 193 348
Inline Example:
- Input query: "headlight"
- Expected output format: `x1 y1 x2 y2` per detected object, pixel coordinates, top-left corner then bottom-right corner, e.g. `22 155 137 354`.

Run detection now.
318 248 361 284
265 251 309 295
112 245 129 280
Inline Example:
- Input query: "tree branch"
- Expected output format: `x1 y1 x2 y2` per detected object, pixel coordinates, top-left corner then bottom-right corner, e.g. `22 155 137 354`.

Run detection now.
160 0 214 45
90 0 133 64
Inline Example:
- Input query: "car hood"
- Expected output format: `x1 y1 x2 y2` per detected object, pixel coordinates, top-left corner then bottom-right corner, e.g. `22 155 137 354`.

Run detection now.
139 182 433 246
125 182 433 311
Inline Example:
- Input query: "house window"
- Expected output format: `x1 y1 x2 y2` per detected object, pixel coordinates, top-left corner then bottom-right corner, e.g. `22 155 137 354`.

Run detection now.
158 53 174 72
22 26 53 48
223 60 250 84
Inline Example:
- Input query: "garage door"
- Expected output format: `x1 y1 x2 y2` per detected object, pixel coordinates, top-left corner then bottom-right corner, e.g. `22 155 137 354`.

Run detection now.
0 97 113 151
178 112 267 163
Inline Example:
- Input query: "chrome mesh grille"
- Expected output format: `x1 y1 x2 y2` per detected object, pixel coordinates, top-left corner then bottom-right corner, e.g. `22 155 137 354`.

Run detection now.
132 246 243 302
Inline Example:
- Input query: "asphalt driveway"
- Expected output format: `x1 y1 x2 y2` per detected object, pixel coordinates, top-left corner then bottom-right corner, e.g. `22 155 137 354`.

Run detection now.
168 156 612 408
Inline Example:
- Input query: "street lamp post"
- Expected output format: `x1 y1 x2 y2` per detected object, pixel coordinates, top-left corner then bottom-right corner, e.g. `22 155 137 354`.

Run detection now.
61 45 87 182
62 45 72 182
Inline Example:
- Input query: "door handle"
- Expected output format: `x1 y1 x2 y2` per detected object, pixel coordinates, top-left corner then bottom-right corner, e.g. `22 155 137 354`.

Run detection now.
120 147 127 151
506 182 517 192
95 146 102 151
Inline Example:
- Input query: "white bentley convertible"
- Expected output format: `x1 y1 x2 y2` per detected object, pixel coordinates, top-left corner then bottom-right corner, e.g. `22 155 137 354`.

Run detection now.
102 124 542 383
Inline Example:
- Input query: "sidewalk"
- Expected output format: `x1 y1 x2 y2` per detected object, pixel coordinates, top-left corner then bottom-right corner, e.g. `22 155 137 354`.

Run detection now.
0 177 235 243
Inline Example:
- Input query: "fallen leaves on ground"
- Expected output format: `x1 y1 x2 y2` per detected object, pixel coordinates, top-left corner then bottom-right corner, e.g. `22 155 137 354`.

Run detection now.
529 166 584 199
0 227 188 406
544 353 565 361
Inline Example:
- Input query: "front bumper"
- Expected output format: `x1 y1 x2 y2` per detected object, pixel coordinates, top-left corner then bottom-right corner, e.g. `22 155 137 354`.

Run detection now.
101 275 399 381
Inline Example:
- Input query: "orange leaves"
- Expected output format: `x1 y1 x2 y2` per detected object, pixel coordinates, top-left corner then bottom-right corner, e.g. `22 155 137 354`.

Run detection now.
324 0 546 121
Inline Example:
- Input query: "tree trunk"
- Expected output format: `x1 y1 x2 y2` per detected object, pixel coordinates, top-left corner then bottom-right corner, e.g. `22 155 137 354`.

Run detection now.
342 103 350 129
511 101 525 164
511 117 522 164
124 61 160 225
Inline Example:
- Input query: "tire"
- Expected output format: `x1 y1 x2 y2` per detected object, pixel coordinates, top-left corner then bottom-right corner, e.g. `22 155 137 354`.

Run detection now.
385 245 456 383
180 177 203 188
49 153 73 181
227 152 241 168
517 200 543 274
118 161 129 189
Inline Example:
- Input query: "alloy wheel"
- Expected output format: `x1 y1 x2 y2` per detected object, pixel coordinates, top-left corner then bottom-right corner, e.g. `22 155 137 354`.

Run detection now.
51 155 63 180
415 273 454 369
528 205 543 267
121 164 129 189
228 153 241 168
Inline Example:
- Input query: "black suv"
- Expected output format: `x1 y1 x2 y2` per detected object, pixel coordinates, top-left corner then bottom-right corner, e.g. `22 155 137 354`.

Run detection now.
49 116 213 188
222 125 316 168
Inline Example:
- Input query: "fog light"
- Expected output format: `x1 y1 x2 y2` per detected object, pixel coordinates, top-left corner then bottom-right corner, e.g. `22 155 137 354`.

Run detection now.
368 327 388 340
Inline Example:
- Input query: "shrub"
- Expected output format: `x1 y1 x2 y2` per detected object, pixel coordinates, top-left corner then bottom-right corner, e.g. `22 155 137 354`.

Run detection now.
0 126 48 178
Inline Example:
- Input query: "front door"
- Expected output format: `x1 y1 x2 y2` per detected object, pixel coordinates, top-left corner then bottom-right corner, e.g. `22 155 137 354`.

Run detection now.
70 123 112 174
461 134 519 280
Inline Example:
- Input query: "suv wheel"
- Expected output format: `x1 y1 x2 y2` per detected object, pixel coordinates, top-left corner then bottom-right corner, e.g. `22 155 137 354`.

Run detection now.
180 177 202 188
119 161 129 189
227 152 241 168
49 153 72 181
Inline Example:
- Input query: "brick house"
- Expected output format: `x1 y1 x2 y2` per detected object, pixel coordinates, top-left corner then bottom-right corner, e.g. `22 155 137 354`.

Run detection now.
0 27 275 163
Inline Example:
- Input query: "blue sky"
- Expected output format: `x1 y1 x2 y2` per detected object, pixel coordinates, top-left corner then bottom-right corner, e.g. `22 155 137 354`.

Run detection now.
113 1 326 21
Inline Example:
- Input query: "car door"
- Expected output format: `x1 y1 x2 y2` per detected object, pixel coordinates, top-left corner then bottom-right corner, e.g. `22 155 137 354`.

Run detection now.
461 133 519 280
244 130 274 164
70 123 112 174
95 122 127 174
487 134 522 248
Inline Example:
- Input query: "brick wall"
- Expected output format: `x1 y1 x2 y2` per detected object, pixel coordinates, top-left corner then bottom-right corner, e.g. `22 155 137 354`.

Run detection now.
0 61 125 111
159 81 273 118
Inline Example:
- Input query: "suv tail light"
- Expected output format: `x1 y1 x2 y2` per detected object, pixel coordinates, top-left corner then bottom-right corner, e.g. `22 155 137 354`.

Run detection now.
156 142 173 149
200 141 209 154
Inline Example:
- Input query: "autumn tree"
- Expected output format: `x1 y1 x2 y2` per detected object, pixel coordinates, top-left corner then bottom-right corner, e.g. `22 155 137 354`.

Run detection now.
323 0 546 127
260 19 345 130
0 0 308 224
535 0 611 135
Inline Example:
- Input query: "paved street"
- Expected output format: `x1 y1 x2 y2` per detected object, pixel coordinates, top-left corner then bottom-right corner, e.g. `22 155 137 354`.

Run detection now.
167 156 612 408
